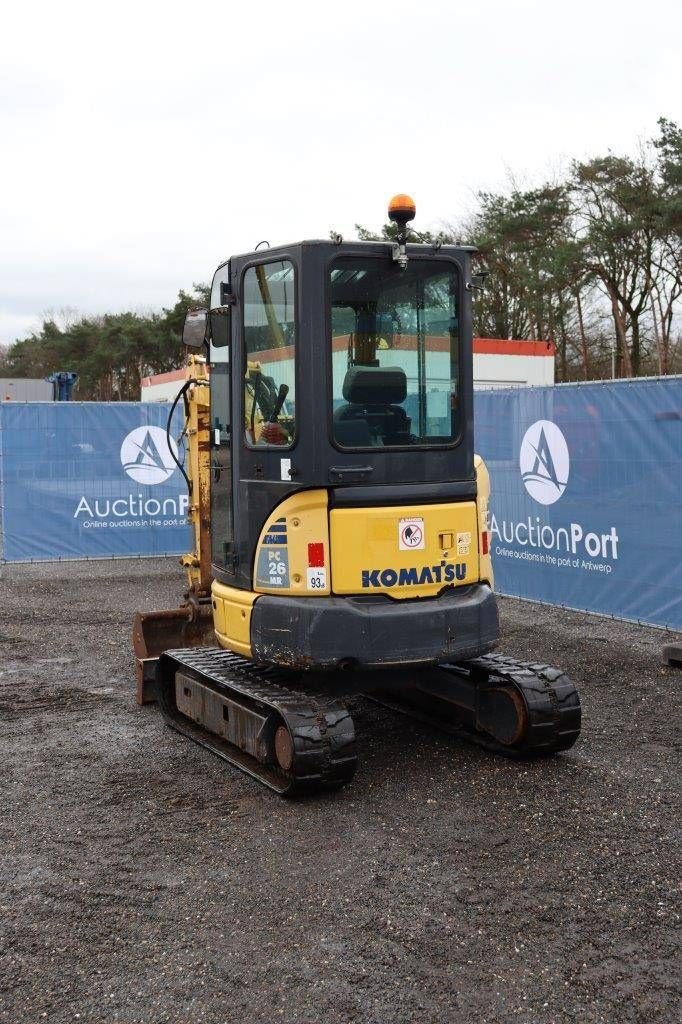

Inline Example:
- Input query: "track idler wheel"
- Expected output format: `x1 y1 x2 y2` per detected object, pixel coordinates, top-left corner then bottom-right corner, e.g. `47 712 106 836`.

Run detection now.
466 656 581 755
274 725 295 772
477 685 527 747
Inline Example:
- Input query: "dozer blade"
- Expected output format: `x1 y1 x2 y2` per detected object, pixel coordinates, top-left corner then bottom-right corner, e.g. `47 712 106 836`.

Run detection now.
133 604 214 705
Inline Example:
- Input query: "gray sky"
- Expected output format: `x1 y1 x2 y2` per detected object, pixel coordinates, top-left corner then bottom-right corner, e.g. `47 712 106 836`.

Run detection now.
1 0 680 345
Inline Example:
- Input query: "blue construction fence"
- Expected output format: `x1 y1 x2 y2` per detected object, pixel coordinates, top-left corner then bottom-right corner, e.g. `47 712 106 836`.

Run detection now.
1 379 681 629
474 377 682 630
0 402 191 562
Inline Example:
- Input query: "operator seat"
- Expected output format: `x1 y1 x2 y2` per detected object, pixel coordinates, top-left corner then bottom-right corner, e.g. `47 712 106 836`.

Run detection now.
333 365 411 446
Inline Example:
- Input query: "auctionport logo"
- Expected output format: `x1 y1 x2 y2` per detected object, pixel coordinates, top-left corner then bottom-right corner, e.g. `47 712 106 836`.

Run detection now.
120 426 178 485
492 416 620 572
519 420 569 505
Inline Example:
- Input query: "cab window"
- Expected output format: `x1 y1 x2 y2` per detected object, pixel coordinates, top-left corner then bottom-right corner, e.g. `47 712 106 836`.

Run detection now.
243 260 296 447
330 257 460 448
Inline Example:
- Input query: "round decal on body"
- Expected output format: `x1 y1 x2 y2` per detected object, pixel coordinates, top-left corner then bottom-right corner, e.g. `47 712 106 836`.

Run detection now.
519 419 569 505
120 426 178 485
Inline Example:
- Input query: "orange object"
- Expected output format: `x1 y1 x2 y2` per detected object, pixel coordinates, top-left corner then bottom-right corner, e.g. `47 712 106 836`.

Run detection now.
388 193 416 222
259 421 288 445
474 338 556 357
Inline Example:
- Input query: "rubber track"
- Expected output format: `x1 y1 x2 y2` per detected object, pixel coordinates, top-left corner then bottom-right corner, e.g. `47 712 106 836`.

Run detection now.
367 654 581 757
444 653 582 755
157 647 357 796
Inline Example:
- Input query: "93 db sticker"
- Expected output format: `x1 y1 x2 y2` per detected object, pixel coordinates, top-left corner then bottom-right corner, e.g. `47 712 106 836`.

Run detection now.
399 517 425 551
306 567 327 591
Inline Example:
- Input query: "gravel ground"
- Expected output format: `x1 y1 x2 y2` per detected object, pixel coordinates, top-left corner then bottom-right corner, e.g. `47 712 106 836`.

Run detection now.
0 558 680 1024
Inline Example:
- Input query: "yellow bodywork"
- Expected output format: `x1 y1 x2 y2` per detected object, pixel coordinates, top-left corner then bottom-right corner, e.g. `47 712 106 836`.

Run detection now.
243 457 493 607
180 355 212 598
330 501 480 599
211 581 257 658
474 453 494 588
253 489 331 597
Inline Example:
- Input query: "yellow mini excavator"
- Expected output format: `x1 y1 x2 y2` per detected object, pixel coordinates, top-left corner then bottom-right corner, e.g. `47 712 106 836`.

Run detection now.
133 195 581 795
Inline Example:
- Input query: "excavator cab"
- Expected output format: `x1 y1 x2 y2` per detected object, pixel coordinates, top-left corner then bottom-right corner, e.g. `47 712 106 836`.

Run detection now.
133 197 580 795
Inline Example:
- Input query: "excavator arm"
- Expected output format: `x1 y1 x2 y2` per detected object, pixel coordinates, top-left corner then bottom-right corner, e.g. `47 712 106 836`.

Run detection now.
132 355 214 703
178 354 212 599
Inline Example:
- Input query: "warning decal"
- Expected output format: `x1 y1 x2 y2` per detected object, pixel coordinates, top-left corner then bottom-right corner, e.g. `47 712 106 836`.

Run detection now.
457 531 471 556
399 517 425 551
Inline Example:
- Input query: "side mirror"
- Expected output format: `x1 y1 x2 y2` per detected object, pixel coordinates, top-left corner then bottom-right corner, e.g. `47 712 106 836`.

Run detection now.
182 308 208 349
466 270 490 292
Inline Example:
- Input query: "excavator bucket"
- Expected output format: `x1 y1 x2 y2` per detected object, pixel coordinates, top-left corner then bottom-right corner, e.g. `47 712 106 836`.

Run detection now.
133 604 214 705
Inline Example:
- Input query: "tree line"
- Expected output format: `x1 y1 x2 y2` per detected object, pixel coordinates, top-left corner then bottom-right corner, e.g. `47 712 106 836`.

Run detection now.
1 118 679 397
0 286 209 401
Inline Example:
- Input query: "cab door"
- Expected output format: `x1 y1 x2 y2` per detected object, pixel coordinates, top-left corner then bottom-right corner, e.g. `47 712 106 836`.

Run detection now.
229 252 306 590
209 263 235 575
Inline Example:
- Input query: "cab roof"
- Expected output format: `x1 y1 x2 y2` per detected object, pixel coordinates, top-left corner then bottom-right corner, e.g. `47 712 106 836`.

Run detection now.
217 238 477 270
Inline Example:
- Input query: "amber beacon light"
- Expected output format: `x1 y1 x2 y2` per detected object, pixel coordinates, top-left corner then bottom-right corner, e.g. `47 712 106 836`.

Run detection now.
388 193 416 269
388 193 416 227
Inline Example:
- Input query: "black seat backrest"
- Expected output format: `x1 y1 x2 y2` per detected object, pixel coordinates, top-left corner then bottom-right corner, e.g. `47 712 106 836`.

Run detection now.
341 365 407 406
334 366 411 445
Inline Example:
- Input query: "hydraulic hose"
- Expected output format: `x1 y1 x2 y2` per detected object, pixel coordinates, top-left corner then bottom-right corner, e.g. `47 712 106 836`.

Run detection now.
166 379 198 496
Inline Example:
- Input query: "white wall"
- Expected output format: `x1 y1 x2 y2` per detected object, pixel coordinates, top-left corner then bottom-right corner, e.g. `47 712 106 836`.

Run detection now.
141 379 184 402
1 377 54 401
141 350 555 401
473 352 554 389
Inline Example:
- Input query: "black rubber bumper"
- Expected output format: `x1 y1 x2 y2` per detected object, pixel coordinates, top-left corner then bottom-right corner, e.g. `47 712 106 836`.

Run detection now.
250 584 500 669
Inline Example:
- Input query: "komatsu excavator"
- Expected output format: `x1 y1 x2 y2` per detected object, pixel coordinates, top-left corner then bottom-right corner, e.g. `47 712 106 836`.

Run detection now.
133 195 581 795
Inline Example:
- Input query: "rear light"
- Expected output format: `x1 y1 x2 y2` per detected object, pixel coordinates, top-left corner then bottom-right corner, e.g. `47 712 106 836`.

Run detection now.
481 531 489 555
